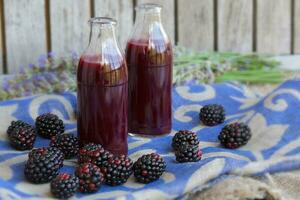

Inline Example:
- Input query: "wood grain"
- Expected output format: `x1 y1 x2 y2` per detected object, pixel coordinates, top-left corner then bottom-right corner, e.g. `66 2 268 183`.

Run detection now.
4 0 47 73
137 0 175 44
0 0 3 73
94 0 134 48
177 0 214 51
256 0 291 54
218 0 253 52
294 0 300 53
50 0 91 56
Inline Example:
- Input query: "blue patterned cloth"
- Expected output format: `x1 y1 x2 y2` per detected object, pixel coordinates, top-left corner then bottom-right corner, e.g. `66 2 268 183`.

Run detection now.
0 80 300 199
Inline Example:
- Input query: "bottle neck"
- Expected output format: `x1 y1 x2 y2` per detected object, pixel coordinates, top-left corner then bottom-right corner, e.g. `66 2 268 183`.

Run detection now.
88 23 118 49
135 8 162 26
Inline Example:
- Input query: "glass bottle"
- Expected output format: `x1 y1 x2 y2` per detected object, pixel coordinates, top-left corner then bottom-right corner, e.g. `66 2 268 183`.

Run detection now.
77 17 128 155
126 4 173 136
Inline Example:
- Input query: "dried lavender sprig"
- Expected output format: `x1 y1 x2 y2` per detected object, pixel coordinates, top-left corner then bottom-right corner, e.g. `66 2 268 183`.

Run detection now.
0 47 284 101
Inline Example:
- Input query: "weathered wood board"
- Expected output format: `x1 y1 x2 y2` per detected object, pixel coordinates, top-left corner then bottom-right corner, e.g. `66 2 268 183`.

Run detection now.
50 0 91 56
218 0 253 52
4 0 47 73
256 0 291 54
94 0 134 48
177 0 214 51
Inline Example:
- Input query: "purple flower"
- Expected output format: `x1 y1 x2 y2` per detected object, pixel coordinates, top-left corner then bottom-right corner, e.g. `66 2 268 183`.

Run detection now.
71 50 78 60
2 81 10 92
18 65 26 74
43 72 57 84
38 54 47 67
48 51 56 58
28 64 35 69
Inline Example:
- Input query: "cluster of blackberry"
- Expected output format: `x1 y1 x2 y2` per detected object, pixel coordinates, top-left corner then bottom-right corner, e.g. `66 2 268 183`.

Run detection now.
6 113 65 151
199 104 252 149
6 113 82 198
4 103 252 199
171 104 252 163
77 143 166 188
6 112 166 199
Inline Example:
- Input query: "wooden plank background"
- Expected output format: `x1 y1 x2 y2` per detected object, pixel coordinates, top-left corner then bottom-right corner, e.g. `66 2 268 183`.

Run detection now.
50 0 91 56
295 0 300 53
94 0 134 48
218 0 253 52
0 0 298 73
177 0 214 51
256 0 291 54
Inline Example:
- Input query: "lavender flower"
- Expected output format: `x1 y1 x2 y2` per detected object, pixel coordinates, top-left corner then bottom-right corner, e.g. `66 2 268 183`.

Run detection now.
48 51 56 58
71 50 78 60
38 54 48 68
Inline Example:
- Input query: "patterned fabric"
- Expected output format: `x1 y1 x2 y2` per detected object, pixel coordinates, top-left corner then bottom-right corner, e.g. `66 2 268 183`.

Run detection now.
0 80 300 199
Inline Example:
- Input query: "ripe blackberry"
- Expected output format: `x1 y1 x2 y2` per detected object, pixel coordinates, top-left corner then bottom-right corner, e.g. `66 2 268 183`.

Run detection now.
50 173 79 199
218 122 251 149
133 153 166 183
35 113 64 139
100 155 133 186
78 143 113 167
175 145 202 163
75 163 104 193
172 130 199 151
50 134 79 159
7 120 31 136
200 104 225 126
8 125 36 150
24 147 64 183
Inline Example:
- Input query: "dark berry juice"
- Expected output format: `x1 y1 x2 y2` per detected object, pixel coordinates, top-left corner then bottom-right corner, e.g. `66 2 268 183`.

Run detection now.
126 39 172 136
77 55 128 155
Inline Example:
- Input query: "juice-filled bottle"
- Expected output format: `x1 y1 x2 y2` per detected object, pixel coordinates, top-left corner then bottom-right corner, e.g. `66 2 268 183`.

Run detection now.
126 4 172 136
77 17 128 155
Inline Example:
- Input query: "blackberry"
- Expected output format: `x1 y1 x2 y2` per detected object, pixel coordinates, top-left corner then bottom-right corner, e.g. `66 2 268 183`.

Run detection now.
200 104 225 126
78 143 113 167
8 125 36 150
35 113 64 139
7 120 31 136
133 153 166 183
100 155 133 186
75 163 104 193
218 122 251 149
24 147 64 183
50 173 79 199
50 134 79 159
175 145 202 163
172 130 199 151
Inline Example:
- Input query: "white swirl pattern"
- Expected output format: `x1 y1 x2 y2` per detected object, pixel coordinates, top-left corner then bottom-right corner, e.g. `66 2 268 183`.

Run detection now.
264 89 300 111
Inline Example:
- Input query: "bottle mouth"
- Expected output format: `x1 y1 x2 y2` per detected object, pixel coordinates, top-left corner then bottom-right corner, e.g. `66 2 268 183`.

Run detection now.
136 3 162 11
88 17 117 25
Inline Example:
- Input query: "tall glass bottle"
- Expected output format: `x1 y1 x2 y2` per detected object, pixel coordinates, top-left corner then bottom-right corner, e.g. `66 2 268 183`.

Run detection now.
126 4 172 136
77 17 128 155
